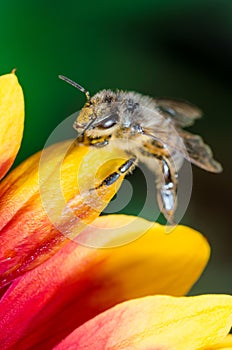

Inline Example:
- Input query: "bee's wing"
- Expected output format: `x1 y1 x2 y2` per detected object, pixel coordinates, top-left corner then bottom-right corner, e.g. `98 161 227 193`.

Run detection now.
143 126 222 173
154 98 202 127
178 130 222 173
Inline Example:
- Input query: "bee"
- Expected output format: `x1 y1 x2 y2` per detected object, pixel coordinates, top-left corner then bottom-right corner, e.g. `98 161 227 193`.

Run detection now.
59 75 222 223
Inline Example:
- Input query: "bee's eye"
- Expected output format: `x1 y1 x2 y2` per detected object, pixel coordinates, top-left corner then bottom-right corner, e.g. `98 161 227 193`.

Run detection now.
97 114 119 129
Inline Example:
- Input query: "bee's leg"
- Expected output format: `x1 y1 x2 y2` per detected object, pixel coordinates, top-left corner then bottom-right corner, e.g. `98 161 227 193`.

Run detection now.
156 156 178 224
80 136 110 148
94 157 137 189
94 140 109 148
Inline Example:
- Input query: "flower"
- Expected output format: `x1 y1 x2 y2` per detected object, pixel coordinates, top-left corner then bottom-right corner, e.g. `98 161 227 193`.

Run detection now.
0 72 132 287
0 71 231 349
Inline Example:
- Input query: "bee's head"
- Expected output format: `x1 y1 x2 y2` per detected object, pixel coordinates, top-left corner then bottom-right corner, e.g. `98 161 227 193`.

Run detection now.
75 90 120 138
59 75 120 138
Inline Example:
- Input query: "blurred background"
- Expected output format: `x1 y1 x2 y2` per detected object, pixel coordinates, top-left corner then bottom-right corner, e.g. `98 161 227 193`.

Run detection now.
0 0 231 293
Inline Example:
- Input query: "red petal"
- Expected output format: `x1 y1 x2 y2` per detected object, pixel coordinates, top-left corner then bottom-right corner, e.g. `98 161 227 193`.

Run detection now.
0 217 209 349
53 295 232 350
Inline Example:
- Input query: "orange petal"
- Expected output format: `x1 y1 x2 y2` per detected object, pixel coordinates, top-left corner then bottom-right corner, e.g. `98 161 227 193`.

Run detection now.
0 217 209 349
0 71 24 180
54 295 232 350
0 140 128 286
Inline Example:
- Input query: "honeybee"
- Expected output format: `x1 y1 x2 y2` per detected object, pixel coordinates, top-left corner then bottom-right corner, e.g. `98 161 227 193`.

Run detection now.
59 75 222 223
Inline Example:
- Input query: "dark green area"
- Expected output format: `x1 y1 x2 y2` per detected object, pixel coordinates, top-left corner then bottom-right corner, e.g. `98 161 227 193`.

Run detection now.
0 0 231 293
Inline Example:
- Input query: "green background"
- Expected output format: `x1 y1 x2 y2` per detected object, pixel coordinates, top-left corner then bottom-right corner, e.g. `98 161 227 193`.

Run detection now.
0 0 231 293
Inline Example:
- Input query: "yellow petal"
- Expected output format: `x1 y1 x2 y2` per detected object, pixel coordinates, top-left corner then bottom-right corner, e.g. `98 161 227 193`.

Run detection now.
206 334 232 349
79 214 210 297
0 140 129 286
54 294 232 350
0 71 24 180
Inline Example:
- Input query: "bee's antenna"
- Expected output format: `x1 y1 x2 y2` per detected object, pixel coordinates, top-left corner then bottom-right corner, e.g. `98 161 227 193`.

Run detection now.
58 75 90 101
